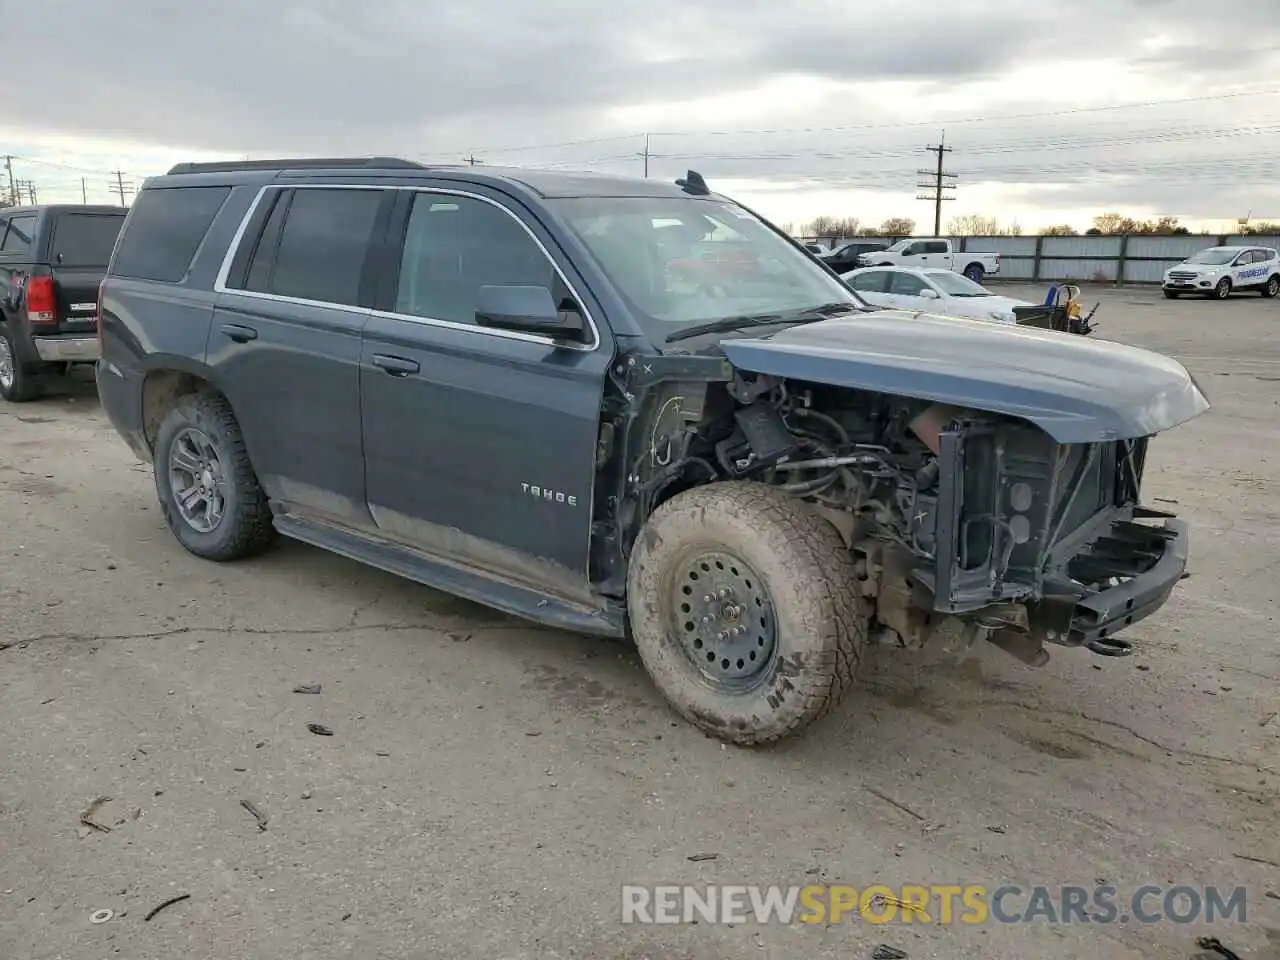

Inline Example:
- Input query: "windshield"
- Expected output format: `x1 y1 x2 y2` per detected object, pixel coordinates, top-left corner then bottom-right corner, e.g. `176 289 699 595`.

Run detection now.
924 270 992 297
550 196 864 343
884 239 912 252
1184 248 1238 265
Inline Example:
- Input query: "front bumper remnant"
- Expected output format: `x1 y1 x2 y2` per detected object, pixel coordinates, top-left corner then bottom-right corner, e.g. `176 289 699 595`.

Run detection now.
1066 516 1189 651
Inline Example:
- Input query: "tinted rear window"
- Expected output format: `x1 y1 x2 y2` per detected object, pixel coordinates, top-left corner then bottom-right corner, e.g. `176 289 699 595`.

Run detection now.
50 214 126 266
240 187 383 306
111 186 231 282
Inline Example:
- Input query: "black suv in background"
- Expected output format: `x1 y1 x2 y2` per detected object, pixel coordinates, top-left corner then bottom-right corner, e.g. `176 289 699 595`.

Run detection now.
97 158 1205 746
0 204 126 401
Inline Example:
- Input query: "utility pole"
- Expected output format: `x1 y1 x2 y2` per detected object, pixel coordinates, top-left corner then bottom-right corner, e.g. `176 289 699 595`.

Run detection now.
464 154 480 166
917 132 956 236
14 179 35 205
81 176 88 204
638 133 650 178
3 155 15 206
109 171 134 206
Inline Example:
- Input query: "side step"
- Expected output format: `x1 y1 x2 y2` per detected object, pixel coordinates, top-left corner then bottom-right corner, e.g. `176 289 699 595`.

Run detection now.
273 514 626 639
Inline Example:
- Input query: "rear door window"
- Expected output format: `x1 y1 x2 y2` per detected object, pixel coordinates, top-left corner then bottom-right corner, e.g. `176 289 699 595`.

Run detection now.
847 270 889 293
111 186 231 282
0 215 37 256
238 187 383 307
50 214 126 266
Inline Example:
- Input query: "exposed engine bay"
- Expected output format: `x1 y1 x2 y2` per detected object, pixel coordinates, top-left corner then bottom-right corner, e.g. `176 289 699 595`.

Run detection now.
595 354 1184 666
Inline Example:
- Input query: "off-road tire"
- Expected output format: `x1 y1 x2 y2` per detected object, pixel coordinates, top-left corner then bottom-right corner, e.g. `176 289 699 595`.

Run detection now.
1212 277 1232 300
1163 290 1179 299
963 263 985 283
0 324 46 403
153 391 276 561
1262 275 1279 298
627 481 867 745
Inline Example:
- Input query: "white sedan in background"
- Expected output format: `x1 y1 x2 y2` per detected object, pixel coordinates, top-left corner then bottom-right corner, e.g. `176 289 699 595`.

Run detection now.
841 266 1032 325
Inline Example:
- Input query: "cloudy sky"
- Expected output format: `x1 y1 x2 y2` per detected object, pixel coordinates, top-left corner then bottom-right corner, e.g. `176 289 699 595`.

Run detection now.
3 0 1279 233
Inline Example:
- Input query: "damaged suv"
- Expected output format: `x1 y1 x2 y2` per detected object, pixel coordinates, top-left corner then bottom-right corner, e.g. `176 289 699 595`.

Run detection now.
97 159 1209 744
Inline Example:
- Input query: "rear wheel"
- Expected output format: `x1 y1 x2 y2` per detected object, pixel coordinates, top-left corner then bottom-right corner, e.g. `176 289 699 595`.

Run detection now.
153 392 276 561
963 263 985 282
0 326 46 403
1262 275 1279 298
1213 277 1232 300
627 482 867 745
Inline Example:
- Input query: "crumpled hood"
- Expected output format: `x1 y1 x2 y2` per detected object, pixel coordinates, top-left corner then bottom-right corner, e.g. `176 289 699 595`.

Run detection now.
719 309 1210 443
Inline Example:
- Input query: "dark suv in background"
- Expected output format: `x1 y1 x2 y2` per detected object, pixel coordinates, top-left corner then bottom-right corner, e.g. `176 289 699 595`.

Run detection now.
0 204 126 401
97 158 1205 746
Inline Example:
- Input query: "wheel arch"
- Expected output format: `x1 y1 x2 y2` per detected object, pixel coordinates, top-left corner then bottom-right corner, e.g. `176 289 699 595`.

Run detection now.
137 355 227 452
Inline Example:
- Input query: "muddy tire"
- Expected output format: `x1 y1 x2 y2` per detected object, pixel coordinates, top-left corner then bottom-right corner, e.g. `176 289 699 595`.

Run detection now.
627 481 867 745
153 391 276 561
1163 290 1179 299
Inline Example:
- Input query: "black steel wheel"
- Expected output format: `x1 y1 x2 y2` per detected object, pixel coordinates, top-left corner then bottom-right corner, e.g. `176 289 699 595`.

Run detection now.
627 481 868 745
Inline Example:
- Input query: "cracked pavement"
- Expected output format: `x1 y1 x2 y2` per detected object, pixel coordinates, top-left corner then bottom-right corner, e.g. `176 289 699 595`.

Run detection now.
1 286 1278 959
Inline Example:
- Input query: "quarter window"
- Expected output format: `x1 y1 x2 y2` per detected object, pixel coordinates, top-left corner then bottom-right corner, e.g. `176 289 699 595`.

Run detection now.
111 187 229 282
394 193 563 325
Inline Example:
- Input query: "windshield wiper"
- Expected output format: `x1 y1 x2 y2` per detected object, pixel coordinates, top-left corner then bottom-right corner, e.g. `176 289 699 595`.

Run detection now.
664 302 862 344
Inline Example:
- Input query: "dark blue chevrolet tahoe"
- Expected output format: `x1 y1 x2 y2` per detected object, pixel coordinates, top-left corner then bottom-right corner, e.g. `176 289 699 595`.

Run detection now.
97 158 1209 744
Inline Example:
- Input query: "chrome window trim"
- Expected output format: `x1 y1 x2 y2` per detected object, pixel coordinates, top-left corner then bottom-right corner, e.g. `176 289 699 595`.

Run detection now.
212 183 602 353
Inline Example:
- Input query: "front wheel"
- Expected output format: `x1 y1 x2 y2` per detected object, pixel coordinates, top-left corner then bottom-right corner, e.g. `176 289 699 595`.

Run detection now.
153 392 277 561
627 482 867 745
1213 277 1232 300
1163 289 1179 299
1262 276 1279 298
962 263 985 283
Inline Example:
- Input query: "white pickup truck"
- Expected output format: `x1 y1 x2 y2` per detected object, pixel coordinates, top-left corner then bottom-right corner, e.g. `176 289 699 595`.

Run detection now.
855 238 1001 283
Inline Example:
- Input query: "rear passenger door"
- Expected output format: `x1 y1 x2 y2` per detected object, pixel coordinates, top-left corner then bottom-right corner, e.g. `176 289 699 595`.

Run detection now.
211 185 392 527
359 187 612 588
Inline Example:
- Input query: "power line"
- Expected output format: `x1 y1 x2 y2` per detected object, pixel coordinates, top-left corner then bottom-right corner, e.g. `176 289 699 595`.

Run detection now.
447 88 1279 157
917 134 956 235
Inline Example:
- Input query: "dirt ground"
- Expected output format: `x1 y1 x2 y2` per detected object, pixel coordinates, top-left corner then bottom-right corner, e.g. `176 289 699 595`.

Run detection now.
1 285 1277 960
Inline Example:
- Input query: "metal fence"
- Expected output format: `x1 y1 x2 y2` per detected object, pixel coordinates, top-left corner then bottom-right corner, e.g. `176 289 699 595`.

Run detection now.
805 234 1280 285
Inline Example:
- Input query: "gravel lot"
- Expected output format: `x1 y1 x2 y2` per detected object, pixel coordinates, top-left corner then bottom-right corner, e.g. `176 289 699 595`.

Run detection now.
1 285 1277 960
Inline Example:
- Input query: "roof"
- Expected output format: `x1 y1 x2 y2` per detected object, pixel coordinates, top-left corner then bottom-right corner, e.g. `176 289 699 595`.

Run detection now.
158 157 719 201
2 204 127 215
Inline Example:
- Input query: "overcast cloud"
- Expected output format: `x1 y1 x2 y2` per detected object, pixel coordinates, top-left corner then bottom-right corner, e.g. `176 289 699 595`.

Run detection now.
2 0 1278 229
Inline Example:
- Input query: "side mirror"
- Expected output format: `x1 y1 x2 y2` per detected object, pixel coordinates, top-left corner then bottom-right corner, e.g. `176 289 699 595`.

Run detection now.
475 284 586 341
919 288 940 299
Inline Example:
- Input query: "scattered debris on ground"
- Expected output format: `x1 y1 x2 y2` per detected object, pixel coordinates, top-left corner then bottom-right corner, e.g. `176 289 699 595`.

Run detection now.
306 723 334 736
872 945 908 960
89 909 113 924
143 893 191 922
293 682 322 695
686 853 718 862
78 796 112 834
1195 936 1244 960
240 799 268 831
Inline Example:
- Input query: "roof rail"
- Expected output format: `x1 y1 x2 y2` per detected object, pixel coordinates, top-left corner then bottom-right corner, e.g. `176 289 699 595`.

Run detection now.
164 157 425 175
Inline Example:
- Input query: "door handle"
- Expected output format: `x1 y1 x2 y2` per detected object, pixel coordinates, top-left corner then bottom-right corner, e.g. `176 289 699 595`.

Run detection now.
220 323 258 343
371 354 420 376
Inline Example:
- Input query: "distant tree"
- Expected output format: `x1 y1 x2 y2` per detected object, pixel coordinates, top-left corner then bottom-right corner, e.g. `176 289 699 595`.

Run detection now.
880 217 916 236
1242 221 1280 235
805 215 865 238
1042 224 1079 236
1090 212 1187 235
1085 227 1103 236
949 214 1000 236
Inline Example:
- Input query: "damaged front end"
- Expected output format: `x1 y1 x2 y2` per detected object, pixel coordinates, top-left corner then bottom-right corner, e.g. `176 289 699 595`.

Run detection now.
893 407 1189 662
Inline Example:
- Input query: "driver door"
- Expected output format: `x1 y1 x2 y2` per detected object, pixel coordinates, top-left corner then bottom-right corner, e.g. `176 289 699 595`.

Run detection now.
358 186 613 589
